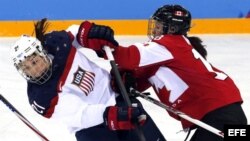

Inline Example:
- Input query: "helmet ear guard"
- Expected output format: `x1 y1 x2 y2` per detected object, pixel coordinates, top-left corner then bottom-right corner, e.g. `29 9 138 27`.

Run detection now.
148 4 191 38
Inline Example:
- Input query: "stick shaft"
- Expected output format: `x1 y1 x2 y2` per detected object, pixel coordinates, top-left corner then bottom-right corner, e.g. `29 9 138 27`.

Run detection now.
130 89 224 138
0 94 49 141
103 46 146 141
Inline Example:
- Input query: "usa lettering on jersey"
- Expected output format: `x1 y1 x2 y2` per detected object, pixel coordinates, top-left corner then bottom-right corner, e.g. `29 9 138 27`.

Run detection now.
72 66 95 96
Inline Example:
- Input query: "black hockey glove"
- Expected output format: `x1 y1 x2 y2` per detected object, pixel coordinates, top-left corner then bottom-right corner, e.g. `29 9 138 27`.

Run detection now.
103 103 147 130
110 70 137 95
77 21 118 57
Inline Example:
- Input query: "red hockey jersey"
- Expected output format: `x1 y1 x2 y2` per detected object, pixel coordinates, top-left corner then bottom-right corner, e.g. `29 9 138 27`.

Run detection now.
113 35 243 128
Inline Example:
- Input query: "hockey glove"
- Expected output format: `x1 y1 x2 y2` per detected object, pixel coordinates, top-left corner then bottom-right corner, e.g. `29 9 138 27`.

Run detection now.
103 103 147 130
77 21 118 56
111 70 137 95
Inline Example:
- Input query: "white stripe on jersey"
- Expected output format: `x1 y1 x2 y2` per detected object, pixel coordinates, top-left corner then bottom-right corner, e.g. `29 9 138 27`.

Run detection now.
134 42 174 67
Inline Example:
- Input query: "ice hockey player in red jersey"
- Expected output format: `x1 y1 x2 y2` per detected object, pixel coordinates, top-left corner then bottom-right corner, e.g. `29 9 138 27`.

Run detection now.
10 19 166 141
85 4 248 141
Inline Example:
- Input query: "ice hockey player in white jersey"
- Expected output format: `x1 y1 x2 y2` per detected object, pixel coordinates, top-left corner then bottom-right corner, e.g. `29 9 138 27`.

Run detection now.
10 18 166 141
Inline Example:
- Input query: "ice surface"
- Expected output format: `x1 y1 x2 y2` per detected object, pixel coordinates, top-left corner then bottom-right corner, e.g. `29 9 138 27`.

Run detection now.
0 35 249 141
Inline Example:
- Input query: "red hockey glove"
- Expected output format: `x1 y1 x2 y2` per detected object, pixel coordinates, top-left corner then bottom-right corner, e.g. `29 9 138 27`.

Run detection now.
77 21 118 56
103 103 147 130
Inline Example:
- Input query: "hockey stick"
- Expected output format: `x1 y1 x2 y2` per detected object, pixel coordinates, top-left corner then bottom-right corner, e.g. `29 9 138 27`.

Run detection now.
130 88 224 138
103 46 146 141
0 94 49 141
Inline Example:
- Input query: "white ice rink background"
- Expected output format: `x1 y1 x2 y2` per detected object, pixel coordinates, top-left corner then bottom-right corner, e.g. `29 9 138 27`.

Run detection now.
0 35 249 141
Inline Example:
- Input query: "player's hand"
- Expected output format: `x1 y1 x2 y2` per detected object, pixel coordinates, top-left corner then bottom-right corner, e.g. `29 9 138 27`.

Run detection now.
110 70 137 95
77 21 118 56
103 103 147 130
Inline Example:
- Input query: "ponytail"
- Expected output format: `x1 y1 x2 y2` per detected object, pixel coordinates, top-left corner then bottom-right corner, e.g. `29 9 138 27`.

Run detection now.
34 18 49 46
187 36 207 59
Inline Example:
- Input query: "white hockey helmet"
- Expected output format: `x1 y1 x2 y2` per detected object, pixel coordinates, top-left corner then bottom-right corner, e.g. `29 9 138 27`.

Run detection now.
10 35 52 85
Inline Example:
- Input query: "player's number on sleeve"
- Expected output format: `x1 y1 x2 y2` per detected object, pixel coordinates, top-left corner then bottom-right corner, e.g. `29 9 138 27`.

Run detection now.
192 49 228 80
31 101 45 114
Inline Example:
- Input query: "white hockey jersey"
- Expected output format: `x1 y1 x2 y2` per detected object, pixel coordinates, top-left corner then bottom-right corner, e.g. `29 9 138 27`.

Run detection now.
27 25 116 133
